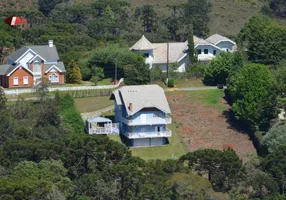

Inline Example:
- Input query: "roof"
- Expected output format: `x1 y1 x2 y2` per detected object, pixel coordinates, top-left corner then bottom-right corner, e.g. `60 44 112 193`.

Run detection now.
8 45 60 62
152 42 188 64
130 35 155 50
45 62 66 72
87 117 111 123
0 64 13 75
112 85 171 116
206 34 236 45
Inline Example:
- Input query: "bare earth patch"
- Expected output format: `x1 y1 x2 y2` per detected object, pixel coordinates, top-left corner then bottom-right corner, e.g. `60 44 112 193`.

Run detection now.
167 93 256 162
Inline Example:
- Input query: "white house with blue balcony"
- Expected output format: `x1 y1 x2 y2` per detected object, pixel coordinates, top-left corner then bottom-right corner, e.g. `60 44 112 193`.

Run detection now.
110 85 172 147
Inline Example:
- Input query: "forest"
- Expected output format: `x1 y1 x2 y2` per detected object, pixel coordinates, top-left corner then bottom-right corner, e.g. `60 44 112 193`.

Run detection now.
0 0 286 199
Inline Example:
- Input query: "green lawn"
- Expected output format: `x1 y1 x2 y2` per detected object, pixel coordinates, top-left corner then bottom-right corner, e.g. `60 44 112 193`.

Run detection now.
74 96 113 113
108 123 186 161
97 78 113 86
174 78 204 88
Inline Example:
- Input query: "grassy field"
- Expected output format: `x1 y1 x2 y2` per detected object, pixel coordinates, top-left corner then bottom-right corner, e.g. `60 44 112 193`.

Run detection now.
74 96 113 113
108 122 186 160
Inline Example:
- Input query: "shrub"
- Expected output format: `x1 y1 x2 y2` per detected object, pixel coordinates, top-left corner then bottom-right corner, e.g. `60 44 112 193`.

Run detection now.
168 79 175 88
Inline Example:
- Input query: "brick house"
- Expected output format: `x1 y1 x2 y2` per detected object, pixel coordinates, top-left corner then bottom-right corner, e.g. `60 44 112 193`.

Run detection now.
0 40 66 88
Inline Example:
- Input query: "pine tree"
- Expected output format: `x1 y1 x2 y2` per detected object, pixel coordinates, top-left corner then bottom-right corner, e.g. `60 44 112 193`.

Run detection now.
66 60 82 84
188 25 197 65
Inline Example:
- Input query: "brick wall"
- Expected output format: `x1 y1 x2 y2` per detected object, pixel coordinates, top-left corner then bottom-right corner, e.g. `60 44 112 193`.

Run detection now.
8 67 33 88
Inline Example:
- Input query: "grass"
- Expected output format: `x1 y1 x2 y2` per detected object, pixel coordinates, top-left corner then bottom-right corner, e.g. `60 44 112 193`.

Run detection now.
97 78 113 86
174 78 204 88
167 89 226 111
74 96 113 113
50 81 93 88
108 122 186 160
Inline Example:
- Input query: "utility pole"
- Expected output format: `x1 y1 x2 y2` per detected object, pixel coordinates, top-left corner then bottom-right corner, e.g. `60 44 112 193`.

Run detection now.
166 43 169 85
114 59 118 85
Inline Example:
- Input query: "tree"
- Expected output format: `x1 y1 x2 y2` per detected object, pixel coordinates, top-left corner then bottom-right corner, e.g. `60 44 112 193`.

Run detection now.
39 0 63 17
203 52 243 85
35 77 50 102
270 0 286 18
180 148 243 192
139 5 157 32
66 60 82 84
0 86 6 110
263 123 286 153
123 62 150 85
262 145 286 194
273 59 286 93
239 14 286 65
188 25 197 65
227 63 278 131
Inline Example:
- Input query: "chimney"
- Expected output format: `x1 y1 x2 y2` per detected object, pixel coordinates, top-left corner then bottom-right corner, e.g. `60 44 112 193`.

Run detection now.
48 40 53 47
129 103 133 112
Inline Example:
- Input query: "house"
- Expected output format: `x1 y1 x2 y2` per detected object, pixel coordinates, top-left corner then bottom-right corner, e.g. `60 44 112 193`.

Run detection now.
0 40 66 88
130 34 236 72
110 85 172 147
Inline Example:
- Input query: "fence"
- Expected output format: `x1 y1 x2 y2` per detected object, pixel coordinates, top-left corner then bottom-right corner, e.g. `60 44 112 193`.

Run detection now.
4 78 124 96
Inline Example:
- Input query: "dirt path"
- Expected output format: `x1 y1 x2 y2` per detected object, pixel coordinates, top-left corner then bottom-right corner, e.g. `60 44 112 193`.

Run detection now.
167 93 256 162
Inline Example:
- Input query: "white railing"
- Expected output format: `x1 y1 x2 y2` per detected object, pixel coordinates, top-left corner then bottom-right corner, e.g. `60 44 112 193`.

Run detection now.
89 123 119 135
4 78 124 95
122 115 172 126
122 128 172 139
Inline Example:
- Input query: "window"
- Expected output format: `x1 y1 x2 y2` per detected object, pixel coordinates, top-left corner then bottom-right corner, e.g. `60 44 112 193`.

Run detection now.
153 113 162 118
143 53 149 57
226 49 229 52
34 62 41 72
204 49 209 54
23 76 28 85
197 49 202 55
213 50 217 55
13 77 18 85
49 73 59 83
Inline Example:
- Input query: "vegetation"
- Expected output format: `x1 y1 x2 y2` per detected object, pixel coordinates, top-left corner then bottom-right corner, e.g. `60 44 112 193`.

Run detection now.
263 123 286 153
204 52 244 85
227 63 278 131
66 60 82 84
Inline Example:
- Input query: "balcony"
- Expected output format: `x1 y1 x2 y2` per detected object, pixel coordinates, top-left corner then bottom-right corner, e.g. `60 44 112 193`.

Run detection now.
122 128 172 139
122 115 172 126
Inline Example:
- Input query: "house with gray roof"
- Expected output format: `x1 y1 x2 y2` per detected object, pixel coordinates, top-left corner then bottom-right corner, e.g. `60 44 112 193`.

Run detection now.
110 84 172 147
130 34 236 72
0 40 66 88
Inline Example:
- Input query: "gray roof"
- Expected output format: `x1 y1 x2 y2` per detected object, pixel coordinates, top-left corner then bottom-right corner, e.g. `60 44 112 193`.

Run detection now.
152 42 188 64
112 85 171 116
45 61 66 72
130 35 155 50
87 117 111 123
8 45 60 62
0 64 13 75
206 34 236 45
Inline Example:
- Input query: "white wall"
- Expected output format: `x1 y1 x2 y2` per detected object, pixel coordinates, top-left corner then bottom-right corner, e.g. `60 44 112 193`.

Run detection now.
216 41 235 52
195 45 221 61
132 49 154 68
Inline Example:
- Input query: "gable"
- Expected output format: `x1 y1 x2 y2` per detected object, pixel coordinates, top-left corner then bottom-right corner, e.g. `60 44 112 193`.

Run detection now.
7 64 33 77
45 65 62 73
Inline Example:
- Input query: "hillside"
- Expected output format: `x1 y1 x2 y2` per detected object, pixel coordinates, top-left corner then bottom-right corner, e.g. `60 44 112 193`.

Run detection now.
0 0 283 36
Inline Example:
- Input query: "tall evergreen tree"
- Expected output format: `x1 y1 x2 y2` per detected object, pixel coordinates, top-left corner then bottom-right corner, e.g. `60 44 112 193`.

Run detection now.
66 60 82 84
188 25 197 65
140 5 157 32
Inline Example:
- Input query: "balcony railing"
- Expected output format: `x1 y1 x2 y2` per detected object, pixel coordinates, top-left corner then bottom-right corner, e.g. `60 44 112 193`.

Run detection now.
122 128 172 139
88 123 119 135
122 115 172 126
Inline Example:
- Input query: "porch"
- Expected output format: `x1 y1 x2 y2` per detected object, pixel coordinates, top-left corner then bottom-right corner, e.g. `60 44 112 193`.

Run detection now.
122 128 172 139
85 117 119 135
122 115 172 126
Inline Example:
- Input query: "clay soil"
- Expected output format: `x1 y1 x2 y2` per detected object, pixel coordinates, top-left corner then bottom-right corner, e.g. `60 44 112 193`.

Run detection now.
167 92 257 162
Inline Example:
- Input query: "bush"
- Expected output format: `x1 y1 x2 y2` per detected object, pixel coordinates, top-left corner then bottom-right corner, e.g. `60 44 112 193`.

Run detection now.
150 67 163 82
186 63 206 78
168 79 175 88
263 123 286 153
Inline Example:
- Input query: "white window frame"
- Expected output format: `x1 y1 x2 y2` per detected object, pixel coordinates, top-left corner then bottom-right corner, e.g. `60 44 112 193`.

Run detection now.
23 76 28 85
49 73 59 83
13 77 18 86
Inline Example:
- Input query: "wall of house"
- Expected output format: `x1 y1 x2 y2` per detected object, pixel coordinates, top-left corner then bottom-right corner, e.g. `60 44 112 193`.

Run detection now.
131 137 167 147
131 110 166 124
43 72 64 84
130 125 167 135
216 41 234 51
8 67 33 88
195 45 221 61
0 75 8 88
